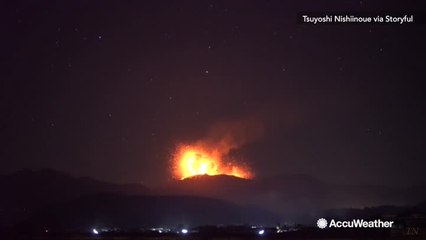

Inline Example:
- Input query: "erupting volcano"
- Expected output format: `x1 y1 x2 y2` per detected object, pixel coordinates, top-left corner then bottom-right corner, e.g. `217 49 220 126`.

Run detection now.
171 118 263 180
172 144 253 180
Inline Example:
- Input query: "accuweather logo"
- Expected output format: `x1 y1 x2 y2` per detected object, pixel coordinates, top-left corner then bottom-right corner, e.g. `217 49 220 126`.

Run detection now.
316 218 394 229
317 218 328 229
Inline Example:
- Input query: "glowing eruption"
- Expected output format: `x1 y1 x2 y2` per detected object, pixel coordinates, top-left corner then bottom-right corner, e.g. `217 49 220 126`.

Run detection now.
172 118 263 180
172 144 253 180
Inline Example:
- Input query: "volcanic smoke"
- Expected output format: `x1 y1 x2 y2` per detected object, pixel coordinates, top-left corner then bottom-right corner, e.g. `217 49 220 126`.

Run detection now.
172 118 263 180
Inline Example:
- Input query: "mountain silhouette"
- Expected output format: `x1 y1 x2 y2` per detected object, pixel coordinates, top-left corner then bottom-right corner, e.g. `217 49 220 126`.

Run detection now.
20 193 277 232
2 169 426 229
164 174 426 222
0 169 149 226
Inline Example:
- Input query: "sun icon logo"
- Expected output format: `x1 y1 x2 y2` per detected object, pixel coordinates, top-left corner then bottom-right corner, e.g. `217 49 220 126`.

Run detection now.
317 218 328 229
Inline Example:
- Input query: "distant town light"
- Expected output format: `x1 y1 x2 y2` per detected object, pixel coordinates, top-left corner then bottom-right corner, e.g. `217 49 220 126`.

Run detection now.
92 228 99 235
258 229 265 235
181 228 188 234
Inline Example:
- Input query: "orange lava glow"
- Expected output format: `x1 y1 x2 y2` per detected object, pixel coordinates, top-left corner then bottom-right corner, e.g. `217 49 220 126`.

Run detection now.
172 144 253 180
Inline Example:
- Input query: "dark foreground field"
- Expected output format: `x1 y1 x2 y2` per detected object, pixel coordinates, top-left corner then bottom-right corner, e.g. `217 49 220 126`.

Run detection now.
1 227 426 240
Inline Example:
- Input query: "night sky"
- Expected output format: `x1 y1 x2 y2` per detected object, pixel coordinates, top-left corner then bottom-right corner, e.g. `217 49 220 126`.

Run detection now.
1 1 425 186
